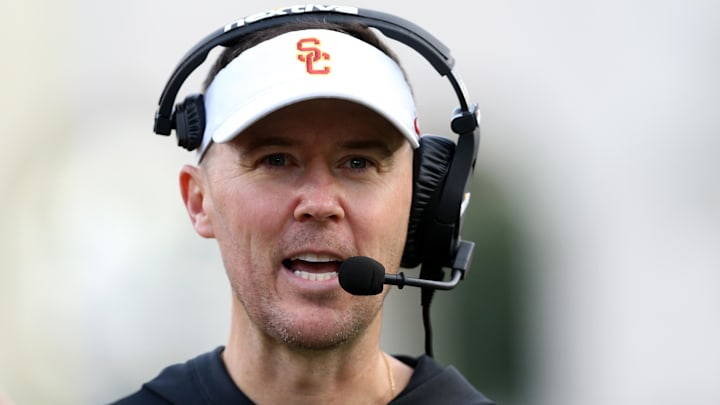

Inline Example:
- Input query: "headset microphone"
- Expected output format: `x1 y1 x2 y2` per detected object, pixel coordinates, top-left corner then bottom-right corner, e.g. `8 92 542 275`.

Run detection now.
338 256 386 295
338 241 474 356
338 253 472 296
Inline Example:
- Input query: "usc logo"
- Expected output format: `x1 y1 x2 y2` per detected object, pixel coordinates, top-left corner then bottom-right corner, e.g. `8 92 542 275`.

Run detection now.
297 38 330 74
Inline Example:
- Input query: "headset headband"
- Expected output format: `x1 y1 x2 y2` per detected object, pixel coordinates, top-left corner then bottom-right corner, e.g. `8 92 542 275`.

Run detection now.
153 5 473 136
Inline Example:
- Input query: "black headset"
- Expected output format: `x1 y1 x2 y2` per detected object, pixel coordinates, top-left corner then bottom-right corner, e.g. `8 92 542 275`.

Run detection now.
154 5 480 354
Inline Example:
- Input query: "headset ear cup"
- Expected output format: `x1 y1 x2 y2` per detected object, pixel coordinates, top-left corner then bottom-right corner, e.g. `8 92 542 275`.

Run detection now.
174 94 206 151
401 135 456 268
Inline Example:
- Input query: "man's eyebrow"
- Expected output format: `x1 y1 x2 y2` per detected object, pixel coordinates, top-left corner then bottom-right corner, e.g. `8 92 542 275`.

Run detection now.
229 135 296 164
337 139 396 158
240 136 398 157
237 135 299 158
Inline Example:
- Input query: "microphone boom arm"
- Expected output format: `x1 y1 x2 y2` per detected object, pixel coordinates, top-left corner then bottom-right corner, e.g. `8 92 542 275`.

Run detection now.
385 268 462 290
385 239 474 290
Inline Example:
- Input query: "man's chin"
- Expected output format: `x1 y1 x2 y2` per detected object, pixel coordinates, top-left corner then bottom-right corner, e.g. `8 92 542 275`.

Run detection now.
267 305 378 351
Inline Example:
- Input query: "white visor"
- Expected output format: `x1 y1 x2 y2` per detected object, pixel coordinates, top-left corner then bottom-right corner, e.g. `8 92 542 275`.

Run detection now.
200 29 419 158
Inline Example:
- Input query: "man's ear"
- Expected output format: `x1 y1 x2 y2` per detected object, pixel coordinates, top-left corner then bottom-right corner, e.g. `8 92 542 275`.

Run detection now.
179 164 214 238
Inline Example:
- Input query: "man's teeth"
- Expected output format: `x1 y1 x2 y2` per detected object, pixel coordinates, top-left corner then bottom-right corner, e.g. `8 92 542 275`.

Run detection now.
292 253 338 263
293 270 338 281
288 254 339 281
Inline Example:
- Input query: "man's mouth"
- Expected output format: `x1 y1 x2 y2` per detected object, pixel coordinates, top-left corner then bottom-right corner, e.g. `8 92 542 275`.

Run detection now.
282 253 340 281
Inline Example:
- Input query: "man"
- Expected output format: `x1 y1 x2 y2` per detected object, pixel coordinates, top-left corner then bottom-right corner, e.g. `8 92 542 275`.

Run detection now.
113 11 493 405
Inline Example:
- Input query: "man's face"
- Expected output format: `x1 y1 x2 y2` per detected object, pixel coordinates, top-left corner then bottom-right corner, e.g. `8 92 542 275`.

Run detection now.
185 99 414 350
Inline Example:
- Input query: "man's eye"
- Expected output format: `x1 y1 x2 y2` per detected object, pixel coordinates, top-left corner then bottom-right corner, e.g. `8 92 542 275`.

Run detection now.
347 157 369 169
264 154 287 166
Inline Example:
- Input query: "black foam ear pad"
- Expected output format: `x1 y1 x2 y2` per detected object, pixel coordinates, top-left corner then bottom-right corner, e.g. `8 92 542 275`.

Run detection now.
174 94 205 151
401 135 456 268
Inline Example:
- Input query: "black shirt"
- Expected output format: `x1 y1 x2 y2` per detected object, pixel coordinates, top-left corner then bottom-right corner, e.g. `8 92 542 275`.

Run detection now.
110 347 494 404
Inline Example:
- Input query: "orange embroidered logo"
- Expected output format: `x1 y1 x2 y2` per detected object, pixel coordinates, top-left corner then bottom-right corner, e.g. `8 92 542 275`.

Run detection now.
297 38 330 74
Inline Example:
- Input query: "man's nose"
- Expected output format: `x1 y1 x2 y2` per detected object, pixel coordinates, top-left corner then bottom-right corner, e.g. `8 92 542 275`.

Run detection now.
293 164 346 222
